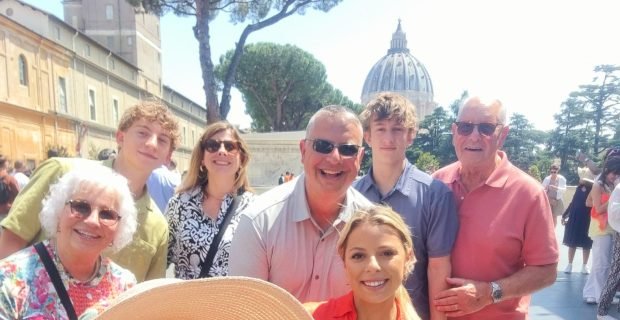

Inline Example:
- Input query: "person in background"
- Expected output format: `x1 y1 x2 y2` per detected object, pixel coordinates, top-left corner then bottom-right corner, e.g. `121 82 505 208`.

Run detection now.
229 105 372 302
147 160 180 213
11 160 30 190
432 96 558 319
167 159 182 185
97 148 117 161
47 148 59 159
593 158 620 320
0 156 18 217
354 92 457 320
0 165 138 318
166 122 254 279
561 167 595 274
583 156 620 304
305 205 419 320
278 173 285 185
542 164 567 227
0 100 180 282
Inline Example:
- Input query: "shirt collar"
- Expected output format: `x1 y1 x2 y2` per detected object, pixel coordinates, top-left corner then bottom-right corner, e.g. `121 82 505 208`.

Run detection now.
440 151 510 189
291 174 312 222
291 174 358 225
333 291 356 318
483 151 510 188
357 161 413 197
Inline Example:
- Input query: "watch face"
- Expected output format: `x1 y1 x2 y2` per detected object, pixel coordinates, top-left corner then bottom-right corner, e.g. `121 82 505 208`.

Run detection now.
491 282 502 302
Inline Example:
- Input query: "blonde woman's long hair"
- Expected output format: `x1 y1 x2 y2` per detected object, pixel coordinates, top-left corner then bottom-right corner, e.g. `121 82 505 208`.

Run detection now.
337 205 419 320
177 121 252 194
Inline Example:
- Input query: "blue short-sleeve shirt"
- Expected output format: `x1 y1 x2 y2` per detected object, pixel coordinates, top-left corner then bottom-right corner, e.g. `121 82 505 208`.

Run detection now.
353 161 459 320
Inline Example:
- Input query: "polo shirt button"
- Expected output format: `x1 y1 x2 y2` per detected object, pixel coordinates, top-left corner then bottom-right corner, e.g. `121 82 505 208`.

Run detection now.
314 275 319 280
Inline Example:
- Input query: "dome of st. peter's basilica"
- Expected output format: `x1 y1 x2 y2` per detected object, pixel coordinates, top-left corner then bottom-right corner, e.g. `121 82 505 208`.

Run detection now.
361 20 436 120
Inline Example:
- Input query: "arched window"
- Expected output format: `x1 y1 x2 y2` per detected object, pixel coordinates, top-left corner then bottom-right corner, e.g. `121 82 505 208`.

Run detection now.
18 55 28 86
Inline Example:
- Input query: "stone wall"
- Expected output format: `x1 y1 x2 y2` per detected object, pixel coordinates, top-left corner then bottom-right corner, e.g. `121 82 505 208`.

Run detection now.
241 131 305 189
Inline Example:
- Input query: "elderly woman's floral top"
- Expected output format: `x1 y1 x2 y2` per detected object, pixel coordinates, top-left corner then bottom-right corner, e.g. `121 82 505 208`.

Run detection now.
0 240 136 319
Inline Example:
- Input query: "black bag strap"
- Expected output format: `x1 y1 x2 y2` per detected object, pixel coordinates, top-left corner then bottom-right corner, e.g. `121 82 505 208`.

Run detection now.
199 195 241 278
34 242 78 320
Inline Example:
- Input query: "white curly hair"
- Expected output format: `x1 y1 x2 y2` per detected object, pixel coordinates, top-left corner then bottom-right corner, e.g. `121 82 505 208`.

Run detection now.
39 165 137 252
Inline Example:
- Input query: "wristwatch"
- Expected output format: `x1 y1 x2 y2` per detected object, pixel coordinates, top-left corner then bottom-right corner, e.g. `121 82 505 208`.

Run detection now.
490 281 503 303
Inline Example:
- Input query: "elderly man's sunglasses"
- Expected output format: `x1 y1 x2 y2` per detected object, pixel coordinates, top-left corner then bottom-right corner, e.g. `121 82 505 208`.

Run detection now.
455 122 503 137
306 138 361 157
202 139 240 153
66 199 121 226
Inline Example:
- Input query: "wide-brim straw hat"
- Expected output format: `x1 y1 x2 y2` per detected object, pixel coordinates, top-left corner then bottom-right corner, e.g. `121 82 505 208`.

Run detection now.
96 276 313 320
577 166 595 184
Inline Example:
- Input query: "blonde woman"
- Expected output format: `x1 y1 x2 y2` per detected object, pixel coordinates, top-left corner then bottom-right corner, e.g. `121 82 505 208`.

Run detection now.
305 205 420 320
166 121 254 279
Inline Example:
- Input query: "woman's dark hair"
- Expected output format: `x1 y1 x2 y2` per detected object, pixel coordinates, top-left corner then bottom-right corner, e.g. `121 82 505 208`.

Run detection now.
598 156 620 190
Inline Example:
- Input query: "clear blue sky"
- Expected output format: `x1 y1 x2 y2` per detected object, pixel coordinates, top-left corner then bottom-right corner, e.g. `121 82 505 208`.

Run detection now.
23 0 620 130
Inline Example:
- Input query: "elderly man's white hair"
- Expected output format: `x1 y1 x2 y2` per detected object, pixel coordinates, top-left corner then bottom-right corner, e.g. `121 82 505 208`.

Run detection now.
39 164 138 252
457 96 508 125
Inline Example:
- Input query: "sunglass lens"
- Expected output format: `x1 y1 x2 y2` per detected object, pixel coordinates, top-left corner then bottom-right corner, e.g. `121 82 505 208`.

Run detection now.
204 140 220 153
338 145 360 156
222 141 237 152
478 123 497 136
99 209 119 222
313 139 334 154
71 201 91 217
457 123 474 136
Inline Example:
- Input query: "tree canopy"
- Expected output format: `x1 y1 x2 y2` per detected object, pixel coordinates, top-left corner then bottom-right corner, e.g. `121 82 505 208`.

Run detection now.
216 42 357 132
130 0 343 123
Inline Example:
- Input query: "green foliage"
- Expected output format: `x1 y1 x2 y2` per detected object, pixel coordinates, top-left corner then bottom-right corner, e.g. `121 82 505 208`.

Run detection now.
527 165 542 182
416 105 458 167
216 43 354 131
503 113 545 171
415 152 440 173
132 0 344 122
548 97 594 183
568 64 620 155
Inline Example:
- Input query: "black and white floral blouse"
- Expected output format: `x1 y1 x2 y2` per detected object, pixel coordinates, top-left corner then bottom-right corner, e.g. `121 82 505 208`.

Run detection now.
165 186 254 279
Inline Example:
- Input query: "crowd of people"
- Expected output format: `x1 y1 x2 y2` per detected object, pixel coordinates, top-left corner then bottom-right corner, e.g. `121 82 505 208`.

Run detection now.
0 92 618 319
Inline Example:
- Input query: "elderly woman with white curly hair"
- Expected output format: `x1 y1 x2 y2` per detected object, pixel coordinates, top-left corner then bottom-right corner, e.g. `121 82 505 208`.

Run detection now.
0 165 138 319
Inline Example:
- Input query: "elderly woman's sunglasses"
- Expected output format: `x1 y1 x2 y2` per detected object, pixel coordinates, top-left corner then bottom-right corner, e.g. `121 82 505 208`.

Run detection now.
455 122 503 137
306 138 361 157
202 139 240 153
66 199 121 226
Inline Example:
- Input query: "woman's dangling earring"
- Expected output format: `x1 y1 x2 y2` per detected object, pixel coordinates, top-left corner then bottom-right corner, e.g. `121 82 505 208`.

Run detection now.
200 165 207 173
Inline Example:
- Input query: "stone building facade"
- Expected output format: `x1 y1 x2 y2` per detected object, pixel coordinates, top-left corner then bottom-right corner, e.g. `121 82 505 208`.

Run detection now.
0 0 206 171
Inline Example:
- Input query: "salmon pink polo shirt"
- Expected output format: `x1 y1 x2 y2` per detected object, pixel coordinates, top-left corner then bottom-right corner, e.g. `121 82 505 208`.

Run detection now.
433 151 559 320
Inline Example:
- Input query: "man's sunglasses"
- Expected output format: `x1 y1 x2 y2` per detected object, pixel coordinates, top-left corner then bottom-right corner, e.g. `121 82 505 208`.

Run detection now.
455 122 503 137
306 139 361 157
202 139 240 153
66 199 121 226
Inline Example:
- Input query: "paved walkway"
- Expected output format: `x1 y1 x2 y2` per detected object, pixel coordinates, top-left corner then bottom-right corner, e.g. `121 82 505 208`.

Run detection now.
529 224 618 319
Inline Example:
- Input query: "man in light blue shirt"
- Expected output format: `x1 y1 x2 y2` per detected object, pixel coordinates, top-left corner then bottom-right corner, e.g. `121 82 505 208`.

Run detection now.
147 161 180 212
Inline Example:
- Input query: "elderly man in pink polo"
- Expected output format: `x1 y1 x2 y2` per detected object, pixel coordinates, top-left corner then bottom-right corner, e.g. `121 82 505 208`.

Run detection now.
229 105 371 303
431 96 558 319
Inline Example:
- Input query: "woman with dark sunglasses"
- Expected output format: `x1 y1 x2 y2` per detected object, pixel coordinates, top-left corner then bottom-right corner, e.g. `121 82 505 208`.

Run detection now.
542 164 566 227
165 121 254 279
0 165 139 319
